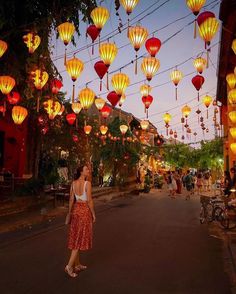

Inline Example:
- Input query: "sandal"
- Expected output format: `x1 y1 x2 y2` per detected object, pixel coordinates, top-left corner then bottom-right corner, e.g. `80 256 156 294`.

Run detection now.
65 265 78 278
75 264 87 271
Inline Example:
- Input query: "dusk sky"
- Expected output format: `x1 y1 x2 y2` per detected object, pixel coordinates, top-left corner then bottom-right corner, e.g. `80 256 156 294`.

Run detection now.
51 0 221 144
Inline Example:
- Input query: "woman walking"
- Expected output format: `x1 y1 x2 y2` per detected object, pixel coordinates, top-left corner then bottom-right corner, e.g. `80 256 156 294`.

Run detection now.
65 165 96 278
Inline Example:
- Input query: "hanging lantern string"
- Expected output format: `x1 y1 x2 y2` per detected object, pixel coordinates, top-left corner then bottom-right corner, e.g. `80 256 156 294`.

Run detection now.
52 0 219 62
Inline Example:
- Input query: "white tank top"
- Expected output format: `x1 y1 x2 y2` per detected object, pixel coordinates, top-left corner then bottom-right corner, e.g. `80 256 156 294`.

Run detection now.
73 181 88 202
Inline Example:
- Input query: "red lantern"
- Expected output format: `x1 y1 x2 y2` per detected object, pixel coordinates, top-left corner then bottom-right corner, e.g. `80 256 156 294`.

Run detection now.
192 75 205 101
66 113 76 125
7 91 20 104
87 25 100 54
94 61 108 91
101 105 111 119
0 105 6 113
197 11 215 27
51 79 63 94
107 91 120 108
41 126 49 135
142 95 153 118
72 134 79 142
145 37 161 57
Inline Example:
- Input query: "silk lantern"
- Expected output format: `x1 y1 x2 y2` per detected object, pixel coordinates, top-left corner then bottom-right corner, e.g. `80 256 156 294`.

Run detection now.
111 73 130 97
163 112 172 136
186 0 206 38
7 91 20 105
230 143 236 155
202 95 212 119
84 125 92 135
12 106 28 125
232 39 236 55
87 25 100 54
120 0 139 35
140 120 149 131
140 84 151 97
229 111 236 124
100 125 108 135
94 60 108 91
230 128 236 140
145 37 161 57
101 105 111 119
142 95 153 118
57 22 75 64
228 89 236 106
141 57 160 81
79 88 95 110
31 69 48 112
23 33 41 53
91 7 109 32
43 99 61 120
0 40 7 58
193 57 207 74
95 97 106 111
170 69 183 100
51 79 63 94
66 113 76 125
192 74 205 101
107 91 120 108
0 76 15 95
226 73 236 90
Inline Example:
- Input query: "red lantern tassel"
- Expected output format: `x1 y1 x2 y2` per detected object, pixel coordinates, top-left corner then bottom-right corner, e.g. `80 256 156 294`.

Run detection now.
146 109 148 119
3 101 6 117
206 50 209 68
100 79 102 91
127 18 130 37
135 54 138 75
72 84 75 103
194 19 197 39
207 108 208 119
37 96 40 112
107 72 109 90
64 48 67 66
175 87 177 101
198 92 199 102
92 41 94 55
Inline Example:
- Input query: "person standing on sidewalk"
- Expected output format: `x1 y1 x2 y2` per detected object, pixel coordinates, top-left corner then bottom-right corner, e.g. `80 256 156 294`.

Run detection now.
65 165 96 278
98 162 104 187
185 170 194 200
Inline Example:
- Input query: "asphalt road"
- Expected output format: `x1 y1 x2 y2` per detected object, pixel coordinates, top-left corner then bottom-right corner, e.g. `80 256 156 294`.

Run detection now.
0 191 232 294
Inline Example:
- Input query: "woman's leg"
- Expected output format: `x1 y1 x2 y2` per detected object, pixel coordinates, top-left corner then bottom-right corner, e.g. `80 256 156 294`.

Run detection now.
68 249 78 268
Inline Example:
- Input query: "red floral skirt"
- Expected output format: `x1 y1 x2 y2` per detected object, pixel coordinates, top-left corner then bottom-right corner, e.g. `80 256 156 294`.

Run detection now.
68 201 93 251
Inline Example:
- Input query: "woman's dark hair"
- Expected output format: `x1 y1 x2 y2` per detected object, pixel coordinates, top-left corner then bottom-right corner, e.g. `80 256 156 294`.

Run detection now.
74 165 86 180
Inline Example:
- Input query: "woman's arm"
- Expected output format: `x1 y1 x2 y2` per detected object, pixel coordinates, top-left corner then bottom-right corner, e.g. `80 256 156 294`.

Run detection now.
68 183 74 215
86 181 96 223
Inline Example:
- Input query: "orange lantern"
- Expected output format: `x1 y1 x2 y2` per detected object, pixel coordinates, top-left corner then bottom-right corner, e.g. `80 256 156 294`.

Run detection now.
170 69 183 100
140 120 149 131
79 88 95 110
181 104 191 125
90 7 109 31
0 40 8 58
120 124 128 135
232 39 236 55
186 0 206 38
193 57 207 74
31 69 48 90
202 95 212 119
141 57 160 81
43 99 61 120
84 125 92 135
71 102 82 114
12 106 28 125
230 143 236 155
140 84 151 97
57 22 75 64
163 112 172 135
230 127 236 140
198 16 219 48
128 24 148 74
23 33 41 53
226 73 236 90
0 76 15 95
228 89 236 106
66 57 84 103
100 125 108 135
229 111 236 124
95 97 106 111
111 73 130 97
120 0 139 34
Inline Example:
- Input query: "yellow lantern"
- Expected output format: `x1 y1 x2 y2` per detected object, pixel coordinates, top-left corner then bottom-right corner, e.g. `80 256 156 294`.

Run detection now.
193 57 207 74
230 127 236 140
23 33 41 53
181 104 192 119
230 143 236 155
163 112 172 135
66 57 84 103
232 39 236 55
90 7 110 31
12 106 28 125
71 102 82 114
99 43 118 67
95 97 106 111
226 73 236 90
120 0 139 15
198 17 219 47
57 22 75 65
186 0 206 38
58 105 65 116
140 84 151 97
100 125 108 135
79 88 95 110
140 120 149 131
43 99 61 120
57 22 75 45
111 73 130 97
141 57 160 81
229 111 236 124
120 124 128 135
84 125 92 135
119 93 126 107
129 24 148 74
0 40 8 58
228 89 236 106
202 95 212 119
0 76 15 94
170 69 183 100
31 69 48 90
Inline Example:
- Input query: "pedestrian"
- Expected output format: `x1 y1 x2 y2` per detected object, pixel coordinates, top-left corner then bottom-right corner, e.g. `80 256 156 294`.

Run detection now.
203 173 209 192
171 172 177 198
176 171 182 194
166 171 173 196
192 173 197 194
208 173 212 191
98 161 104 187
185 170 194 200
196 172 203 195
224 170 232 196
65 165 96 278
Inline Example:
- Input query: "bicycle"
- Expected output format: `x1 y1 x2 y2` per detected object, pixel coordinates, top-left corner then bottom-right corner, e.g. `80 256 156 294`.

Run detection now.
199 195 224 224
